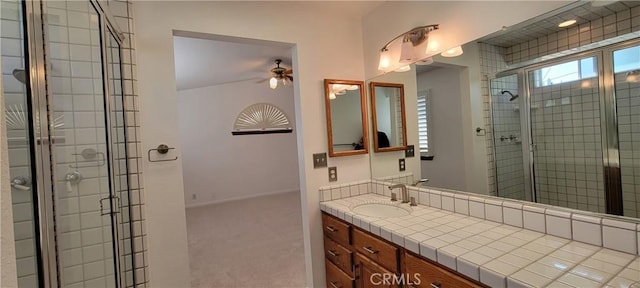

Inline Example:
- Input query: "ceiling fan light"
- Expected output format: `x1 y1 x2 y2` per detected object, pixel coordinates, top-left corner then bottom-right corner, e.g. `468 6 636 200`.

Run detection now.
269 77 277 89
378 48 391 70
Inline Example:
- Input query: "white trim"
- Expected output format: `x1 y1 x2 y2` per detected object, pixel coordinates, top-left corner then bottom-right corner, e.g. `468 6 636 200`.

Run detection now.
184 188 300 209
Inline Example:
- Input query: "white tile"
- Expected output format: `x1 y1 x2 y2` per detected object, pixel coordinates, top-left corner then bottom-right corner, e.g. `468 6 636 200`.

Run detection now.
480 265 507 288
570 265 614 284
508 269 551 287
442 195 454 212
503 207 523 228
469 200 485 219
486 203 503 223
457 257 481 281
572 220 602 246
602 226 637 254
523 210 545 233
592 249 636 267
546 214 572 239
429 192 441 209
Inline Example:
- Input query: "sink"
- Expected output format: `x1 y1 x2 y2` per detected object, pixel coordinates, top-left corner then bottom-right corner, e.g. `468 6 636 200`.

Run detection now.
351 202 411 218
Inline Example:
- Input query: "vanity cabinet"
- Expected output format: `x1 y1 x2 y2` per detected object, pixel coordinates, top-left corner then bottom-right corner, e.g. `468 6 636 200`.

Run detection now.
322 212 487 288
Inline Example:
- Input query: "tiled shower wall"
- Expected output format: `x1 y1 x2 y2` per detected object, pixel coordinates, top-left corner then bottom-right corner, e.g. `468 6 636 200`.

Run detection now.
529 78 606 213
489 75 526 201
615 72 640 217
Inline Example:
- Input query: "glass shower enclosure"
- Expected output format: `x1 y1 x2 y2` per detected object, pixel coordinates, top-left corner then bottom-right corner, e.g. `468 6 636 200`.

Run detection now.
2 0 135 287
490 39 640 217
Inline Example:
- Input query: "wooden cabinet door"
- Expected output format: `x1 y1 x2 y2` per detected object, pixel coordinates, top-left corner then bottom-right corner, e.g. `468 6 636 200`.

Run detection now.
326 260 354 288
403 251 485 288
352 228 398 273
354 253 399 288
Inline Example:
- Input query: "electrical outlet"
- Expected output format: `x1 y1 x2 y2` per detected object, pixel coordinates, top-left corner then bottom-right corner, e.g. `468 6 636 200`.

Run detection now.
313 153 328 168
399 159 406 171
328 166 338 182
405 145 415 158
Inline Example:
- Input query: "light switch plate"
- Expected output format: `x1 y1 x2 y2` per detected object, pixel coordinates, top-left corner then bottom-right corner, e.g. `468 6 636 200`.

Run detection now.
405 145 415 158
328 167 338 182
313 153 327 168
399 159 406 171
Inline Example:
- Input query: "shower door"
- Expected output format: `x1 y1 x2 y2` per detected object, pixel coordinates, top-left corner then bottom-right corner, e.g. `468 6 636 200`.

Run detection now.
611 43 640 217
526 54 607 213
490 74 529 201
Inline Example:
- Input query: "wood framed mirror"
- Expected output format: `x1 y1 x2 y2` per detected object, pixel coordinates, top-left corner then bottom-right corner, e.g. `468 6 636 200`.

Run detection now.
324 79 369 157
370 82 407 152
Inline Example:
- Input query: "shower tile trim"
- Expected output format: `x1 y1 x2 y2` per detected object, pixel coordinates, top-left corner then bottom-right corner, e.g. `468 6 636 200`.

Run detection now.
319 179 640 256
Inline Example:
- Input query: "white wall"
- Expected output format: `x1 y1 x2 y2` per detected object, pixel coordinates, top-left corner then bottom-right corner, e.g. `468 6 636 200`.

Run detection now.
133 2 369 287
418 66 467 191
177 80 300 207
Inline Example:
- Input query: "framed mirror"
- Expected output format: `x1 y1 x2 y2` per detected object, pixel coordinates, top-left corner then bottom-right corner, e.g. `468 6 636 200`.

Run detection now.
324 79 368 157
370 82 407 152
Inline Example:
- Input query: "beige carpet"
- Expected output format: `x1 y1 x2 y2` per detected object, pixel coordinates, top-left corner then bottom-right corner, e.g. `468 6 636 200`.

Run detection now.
185 191 306 288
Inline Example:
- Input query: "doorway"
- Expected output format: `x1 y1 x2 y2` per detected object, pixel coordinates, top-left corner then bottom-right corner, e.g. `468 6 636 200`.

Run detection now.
172 33 304 287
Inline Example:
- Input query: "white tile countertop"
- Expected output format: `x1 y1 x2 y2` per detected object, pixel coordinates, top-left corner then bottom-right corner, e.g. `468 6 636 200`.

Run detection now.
320 194 640 288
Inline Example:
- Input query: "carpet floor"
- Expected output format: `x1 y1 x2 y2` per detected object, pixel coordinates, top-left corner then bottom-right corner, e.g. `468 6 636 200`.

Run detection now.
185 191 306 288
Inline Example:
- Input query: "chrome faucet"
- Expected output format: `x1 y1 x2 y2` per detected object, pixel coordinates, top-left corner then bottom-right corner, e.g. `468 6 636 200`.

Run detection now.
388 184 409 203
413 179 429 186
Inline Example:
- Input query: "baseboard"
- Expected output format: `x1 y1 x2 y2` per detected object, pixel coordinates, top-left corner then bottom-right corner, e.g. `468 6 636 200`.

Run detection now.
185 188 299 209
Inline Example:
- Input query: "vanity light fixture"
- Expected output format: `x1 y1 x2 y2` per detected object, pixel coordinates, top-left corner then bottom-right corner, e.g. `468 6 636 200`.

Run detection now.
558 19 577 27
377 24 440 70
441 46 463 57
415 57 434 66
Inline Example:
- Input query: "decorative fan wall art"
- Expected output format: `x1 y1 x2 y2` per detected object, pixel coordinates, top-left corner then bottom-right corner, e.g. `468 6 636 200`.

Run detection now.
232 103 293 135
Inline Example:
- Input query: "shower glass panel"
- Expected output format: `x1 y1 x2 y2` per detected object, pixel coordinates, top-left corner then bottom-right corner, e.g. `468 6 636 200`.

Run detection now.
44 1 117 286
528 55 606 213
612 44 640 217
490 74 527 200
2 1 40 286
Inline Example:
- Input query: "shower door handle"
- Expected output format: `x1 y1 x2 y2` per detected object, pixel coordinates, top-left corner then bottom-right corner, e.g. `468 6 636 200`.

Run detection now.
100 196 121 216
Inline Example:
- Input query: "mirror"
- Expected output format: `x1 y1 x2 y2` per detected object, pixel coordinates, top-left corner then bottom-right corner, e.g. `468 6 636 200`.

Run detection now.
324 79 368 157
370 82 407 152
369 0 640 219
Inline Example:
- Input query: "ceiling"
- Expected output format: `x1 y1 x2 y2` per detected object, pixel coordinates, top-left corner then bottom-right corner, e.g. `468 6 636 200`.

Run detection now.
173 36 293 91
172 1 385 91
480 1 640 47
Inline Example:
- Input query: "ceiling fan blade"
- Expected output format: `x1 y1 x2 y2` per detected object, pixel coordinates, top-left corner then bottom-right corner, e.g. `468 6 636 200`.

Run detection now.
285 69 293 74
256 78 270 83
286 75 294 82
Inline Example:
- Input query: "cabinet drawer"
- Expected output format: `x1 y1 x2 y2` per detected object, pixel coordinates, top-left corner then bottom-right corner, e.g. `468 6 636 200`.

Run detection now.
352 228 398 273
326 260 354 288
324 236 354 277
322 213 351 247
403 251 485 288
354 253 399 288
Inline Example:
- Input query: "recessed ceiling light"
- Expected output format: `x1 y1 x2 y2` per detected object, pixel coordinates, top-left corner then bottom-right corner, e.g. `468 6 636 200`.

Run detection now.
558 20 577 28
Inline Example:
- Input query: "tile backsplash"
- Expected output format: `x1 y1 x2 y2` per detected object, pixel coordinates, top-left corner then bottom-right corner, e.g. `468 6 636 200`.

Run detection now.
319 179 640 256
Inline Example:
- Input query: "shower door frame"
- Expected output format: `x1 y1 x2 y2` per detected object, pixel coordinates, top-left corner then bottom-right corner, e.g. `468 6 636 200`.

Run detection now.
22 0 134 287
490 37 640 215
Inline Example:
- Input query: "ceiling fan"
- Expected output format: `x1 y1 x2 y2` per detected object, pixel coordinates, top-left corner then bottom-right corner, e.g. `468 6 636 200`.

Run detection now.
267 59 293 89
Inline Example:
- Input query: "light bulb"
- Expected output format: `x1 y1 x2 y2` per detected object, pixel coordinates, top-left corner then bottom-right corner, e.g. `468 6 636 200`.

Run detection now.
269 77 277 89
426 28 443 52
378 49 391 70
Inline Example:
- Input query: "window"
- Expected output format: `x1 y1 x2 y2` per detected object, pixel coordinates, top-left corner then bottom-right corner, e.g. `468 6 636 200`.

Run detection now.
533 57 598 87
417 90 433 159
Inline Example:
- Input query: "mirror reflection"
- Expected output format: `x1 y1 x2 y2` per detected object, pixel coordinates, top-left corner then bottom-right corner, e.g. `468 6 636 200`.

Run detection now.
370 82 407 152
369 0 640 218
324 79 368 157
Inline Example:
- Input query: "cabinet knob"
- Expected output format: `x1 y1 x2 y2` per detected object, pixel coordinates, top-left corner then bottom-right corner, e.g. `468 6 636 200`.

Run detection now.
329 281 342 288
430 282 442 288
327 249 338 257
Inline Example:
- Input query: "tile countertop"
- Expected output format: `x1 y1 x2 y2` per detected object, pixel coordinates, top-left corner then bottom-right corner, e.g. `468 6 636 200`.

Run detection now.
320 194 640 288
